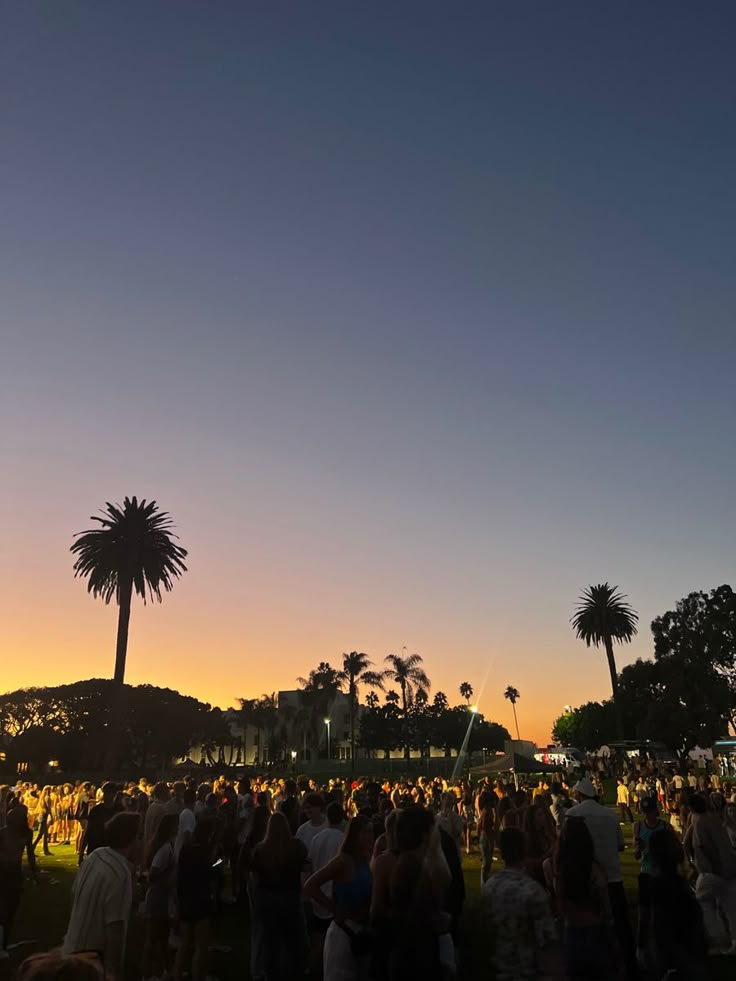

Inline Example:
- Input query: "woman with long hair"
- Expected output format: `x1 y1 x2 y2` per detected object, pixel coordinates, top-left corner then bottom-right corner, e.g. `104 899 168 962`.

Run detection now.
249 811 307 980
304 814 374 981
239 806 271 981
174 819 216 981
387 806 453 980
142 813 178 981
554 816 621 980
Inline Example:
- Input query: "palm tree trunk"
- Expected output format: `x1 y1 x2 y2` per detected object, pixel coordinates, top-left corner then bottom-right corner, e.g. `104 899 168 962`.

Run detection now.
604 635 624 740
401 682 410 759
104 577 133 771
113 576 133 685
350 689 356 774
512 702 520 741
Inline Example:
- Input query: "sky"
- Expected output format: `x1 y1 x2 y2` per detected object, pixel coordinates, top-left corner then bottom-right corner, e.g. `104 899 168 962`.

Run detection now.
2 2 736 746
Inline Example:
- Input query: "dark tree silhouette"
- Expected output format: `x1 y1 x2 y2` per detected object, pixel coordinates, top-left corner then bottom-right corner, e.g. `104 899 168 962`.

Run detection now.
504 685 521 740
71 497 188 686
571 583 638 740
459 681 474 705
384 651 431 757
340 652 387 771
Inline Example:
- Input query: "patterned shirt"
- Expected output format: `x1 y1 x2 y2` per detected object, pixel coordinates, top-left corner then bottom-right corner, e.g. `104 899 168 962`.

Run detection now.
482 867 557 980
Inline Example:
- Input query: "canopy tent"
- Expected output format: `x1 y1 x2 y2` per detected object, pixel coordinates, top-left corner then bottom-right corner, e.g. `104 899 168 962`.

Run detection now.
469 751 558 776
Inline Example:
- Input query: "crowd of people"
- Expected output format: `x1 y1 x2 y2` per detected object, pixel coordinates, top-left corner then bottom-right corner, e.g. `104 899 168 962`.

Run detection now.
1 761 736 981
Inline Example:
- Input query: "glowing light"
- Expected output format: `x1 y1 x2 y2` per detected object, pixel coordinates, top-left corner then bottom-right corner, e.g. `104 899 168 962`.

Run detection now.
470 705 479 714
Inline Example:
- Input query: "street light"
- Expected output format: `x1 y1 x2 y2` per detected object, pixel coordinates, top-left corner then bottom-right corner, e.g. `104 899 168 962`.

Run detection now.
324 718 331 760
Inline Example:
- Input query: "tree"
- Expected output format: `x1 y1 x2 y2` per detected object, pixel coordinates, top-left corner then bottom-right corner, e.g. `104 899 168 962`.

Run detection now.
340 652 387 771
470 719 510 754
432 691 449 713
296 662 344 758
504 686 521 740
551 701 617 751
365 691 380 710
571 583 638 740
384 651 431 757
358 701 402 759
71 497 188 686
459 682 474 705
651 585 736 729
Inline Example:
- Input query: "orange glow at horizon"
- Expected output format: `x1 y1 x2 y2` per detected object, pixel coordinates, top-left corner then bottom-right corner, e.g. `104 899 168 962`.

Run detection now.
3 537 650 750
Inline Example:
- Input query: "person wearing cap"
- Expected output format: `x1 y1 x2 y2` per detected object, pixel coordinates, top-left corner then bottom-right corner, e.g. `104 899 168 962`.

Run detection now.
633 797 667 966
567 776 639 981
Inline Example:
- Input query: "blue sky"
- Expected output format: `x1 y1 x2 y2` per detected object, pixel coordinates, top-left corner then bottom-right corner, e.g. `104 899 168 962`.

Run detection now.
3 2 735 740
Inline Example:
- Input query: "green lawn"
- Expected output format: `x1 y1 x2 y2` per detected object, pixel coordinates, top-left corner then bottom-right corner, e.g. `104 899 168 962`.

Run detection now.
6 832 733 980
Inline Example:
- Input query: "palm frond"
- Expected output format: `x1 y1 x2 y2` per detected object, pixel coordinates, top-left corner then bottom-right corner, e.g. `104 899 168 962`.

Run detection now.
71 496 187 605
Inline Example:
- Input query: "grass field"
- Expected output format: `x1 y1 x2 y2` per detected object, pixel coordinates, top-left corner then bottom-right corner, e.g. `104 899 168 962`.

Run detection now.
5 825 733 980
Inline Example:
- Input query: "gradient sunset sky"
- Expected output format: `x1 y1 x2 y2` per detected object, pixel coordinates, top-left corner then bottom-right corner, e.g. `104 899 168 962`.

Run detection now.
3 3 736 745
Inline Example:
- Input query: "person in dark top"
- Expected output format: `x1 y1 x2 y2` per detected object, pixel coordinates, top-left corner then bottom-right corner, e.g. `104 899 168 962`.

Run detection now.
388 807 451 981
174 819 216 981
648 828 707 979
438 824 465 945
250 811 307 980
1 800 38 953
79 784 120 860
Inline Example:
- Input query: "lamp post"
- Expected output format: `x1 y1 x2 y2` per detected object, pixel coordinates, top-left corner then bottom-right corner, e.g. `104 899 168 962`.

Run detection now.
324 718 331 760
291 749 297 773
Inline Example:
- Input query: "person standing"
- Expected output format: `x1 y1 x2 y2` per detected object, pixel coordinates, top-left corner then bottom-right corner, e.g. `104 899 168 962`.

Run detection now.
477 791 497 885
143 783 171 863
63 813 140 980
305 803 345 945
685 793 736 953
304 815 374 981
295 793 328 852
0 800 38 957
79 784 120 860
483 827 559 981
567 777 639 981
554 817 621 980
617 779 634 824
632 797 666 967
250 812 307 979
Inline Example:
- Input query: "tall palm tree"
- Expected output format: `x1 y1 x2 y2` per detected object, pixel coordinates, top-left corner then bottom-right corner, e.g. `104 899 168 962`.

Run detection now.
459 681 474 705
571 583 638 740
504 685 521 740
384 650 431 757
339 652 387 772
71 497 188 686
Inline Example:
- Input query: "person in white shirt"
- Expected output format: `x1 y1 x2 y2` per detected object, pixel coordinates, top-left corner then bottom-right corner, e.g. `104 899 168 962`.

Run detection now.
63 812 140 980
306 803 345 923
567 777 637 981
295 794 328 851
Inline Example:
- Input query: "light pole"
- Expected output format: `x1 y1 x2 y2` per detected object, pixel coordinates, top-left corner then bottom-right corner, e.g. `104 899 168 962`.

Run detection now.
324 718 331 761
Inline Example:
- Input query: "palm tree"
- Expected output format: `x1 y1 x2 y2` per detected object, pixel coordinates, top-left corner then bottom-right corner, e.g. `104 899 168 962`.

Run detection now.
296 662 344 758
71 497 188 686
384 650 431 757
504 686 521 740
571 582 638 740
339 652 387 772
459 681 474 705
